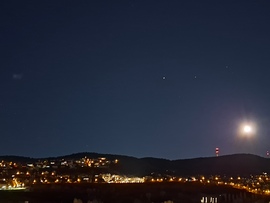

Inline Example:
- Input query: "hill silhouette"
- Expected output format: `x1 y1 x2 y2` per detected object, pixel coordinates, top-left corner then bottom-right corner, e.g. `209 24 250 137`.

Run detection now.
0 153 269 176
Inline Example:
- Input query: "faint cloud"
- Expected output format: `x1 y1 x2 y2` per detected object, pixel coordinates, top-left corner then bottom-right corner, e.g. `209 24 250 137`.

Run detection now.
12 74 23 80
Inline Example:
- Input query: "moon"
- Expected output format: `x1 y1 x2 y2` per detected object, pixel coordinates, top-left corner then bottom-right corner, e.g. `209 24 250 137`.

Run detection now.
238 122 256 137
243 125 252 133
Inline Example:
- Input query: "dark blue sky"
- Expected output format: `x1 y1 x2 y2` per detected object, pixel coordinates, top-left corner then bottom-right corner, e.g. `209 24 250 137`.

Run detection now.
1 1 270 159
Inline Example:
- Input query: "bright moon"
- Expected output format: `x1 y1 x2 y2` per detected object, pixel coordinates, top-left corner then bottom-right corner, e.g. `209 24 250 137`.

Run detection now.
238 122 256 137
243 125 252 133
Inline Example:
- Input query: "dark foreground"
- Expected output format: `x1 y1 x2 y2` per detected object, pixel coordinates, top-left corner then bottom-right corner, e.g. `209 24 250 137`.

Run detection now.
0 183 269 203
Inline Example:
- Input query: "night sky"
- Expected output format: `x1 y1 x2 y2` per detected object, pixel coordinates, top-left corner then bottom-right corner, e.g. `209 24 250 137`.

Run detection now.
1 1 270 159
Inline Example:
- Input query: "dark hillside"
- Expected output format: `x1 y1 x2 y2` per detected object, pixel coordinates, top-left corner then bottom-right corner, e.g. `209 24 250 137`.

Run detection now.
1 153 270 176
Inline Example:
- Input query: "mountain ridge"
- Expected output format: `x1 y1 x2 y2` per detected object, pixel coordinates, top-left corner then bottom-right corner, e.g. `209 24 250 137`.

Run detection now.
0 153 269 176
0 152 263 161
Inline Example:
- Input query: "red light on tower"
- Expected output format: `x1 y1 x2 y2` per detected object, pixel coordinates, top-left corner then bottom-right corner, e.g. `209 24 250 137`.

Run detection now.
215 148 219 157
267 151 269 158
